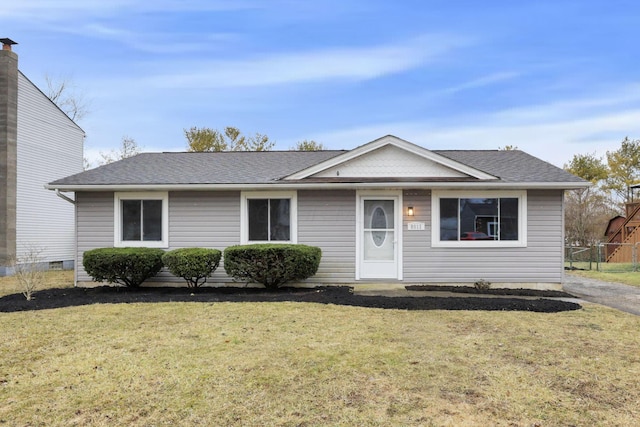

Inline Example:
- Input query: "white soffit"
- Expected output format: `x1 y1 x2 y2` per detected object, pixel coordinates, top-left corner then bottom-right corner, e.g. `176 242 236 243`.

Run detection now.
313 144 468 178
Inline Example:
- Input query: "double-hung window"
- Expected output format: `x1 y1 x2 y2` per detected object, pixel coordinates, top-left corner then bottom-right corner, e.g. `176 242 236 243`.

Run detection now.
241 191 297 244
114 192 169 248
431 190 527 247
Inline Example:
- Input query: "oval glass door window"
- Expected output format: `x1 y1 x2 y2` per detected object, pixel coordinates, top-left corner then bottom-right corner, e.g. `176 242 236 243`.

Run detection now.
371 206 387 247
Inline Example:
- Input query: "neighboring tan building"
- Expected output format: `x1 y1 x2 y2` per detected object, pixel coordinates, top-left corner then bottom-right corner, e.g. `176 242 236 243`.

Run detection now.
0 38 85 275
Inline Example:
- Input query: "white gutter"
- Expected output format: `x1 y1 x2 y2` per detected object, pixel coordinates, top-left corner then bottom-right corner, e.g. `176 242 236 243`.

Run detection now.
46 181 591 192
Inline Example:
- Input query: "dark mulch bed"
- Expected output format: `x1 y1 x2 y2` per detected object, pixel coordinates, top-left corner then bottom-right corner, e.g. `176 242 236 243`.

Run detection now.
0 286 581 313
405 285 575 298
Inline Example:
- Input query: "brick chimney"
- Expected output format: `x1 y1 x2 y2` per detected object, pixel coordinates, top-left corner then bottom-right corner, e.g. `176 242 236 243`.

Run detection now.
0 38 18 269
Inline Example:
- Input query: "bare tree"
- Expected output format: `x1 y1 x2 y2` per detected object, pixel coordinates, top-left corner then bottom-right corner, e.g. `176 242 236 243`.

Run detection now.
293 140 326 151
564 189 617 246
44 74 90 122
97 136 142 166
603 137 640 203
245 132 274 151
11 245 45 301
185 127 228 152
564 152 618 245
185 126 274 152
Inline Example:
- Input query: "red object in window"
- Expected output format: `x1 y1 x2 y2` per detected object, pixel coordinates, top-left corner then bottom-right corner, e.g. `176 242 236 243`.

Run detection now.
460 231 494 240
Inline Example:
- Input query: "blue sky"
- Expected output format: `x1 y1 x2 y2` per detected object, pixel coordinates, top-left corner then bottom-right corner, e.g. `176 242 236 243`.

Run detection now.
3 1 640 168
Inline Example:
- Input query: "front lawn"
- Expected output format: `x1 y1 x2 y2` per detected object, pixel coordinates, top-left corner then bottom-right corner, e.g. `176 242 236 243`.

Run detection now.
0 272 639 425
0 270 74 298
567 269 640 288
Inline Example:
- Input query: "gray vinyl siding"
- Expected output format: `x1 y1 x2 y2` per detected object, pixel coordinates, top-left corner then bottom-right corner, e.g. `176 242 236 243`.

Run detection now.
155 190 357 284
162 191 240 283
298 190 356 283
76 192 115 282
402 189 432 281
16 73 84 263
77 191 242 283
76 190 358 285
75 189 564 285
403 190 564 283
169 191 240 248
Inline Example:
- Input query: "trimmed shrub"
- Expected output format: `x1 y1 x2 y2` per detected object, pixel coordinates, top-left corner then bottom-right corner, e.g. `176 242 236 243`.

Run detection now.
224 244 322 289
162 248 222 288
83 247 165 287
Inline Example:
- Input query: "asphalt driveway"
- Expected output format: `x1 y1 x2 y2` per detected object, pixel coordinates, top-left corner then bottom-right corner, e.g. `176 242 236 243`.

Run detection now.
563 273 640 316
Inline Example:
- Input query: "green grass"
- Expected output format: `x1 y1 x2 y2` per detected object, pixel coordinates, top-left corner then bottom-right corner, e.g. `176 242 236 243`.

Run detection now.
0 270 74 298
565 261 639 273
1 272 640 425
567 269 640 288
565 260 640 288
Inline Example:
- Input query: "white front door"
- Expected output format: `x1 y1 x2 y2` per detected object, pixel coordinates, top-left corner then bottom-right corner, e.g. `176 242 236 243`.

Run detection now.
358 195 401 279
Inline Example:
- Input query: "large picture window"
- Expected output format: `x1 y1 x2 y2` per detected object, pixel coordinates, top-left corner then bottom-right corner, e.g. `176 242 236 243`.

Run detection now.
432 191 526 247
115 192 168 247
241 191 297 244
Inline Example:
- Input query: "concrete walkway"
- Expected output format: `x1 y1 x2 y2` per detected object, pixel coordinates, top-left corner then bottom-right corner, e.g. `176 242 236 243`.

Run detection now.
353 287 562 300
352 285 584 304
351 276 640 315
563 273 640 316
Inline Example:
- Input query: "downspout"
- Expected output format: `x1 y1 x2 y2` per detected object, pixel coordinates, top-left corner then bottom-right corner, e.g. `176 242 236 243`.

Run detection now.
54 189 78 287
55 189 76 205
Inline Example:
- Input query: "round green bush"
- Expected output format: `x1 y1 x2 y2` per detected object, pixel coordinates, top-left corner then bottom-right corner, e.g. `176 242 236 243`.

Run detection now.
83 247 165 287
223 244 322 289
162 247 222 288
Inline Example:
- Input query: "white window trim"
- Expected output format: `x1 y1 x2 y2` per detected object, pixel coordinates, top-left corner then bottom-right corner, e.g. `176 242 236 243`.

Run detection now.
431 190 527 248
114 191 169 248
240 191 297 244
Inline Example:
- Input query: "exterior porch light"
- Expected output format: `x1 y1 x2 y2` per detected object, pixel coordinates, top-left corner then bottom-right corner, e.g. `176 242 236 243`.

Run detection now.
407 206 414 216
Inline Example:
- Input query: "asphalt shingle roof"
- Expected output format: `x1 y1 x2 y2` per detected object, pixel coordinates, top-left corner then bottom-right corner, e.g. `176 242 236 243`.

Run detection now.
48 148 585 186
434 150 585 183
50 150 346 186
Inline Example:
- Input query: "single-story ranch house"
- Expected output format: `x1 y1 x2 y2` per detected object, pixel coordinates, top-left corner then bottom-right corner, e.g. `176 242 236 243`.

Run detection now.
47 135 589 289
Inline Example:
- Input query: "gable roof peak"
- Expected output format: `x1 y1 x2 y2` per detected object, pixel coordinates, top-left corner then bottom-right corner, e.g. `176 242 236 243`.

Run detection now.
283 135 498 181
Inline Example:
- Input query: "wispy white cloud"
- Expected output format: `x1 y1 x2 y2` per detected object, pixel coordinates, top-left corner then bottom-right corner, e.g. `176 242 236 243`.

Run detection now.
439 71 521 95
310 86 640 167
0 1 261 20
2 1 363 54
56 22 238 54
493 84 640 122
2 1 250 53
420 110 640 162
143 34 473 89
